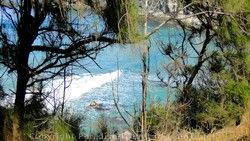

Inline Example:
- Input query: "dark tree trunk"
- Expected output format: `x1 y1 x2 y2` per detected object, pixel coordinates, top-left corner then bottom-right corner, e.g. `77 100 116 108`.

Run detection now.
13 75 28 141
12 43 30 141
12 1 36 139
12 37 31 141
181 22 211 104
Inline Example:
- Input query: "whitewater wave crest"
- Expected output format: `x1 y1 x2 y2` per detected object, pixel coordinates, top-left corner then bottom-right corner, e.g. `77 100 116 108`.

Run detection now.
43 70 122 106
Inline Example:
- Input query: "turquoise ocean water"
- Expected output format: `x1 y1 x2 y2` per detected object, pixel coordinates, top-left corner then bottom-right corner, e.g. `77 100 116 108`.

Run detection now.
0 10 186 134
61 20 184 133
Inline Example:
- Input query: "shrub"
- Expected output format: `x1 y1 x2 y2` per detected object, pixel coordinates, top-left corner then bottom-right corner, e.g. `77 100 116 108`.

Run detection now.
133 102 178 138
63 113 85 141
179 79 250 133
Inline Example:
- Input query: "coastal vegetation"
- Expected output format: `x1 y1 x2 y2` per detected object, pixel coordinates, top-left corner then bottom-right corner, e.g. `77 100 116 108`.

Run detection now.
0 0 249 141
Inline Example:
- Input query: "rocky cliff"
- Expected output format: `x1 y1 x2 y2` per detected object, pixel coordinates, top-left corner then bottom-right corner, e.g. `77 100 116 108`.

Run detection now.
138 0 178 14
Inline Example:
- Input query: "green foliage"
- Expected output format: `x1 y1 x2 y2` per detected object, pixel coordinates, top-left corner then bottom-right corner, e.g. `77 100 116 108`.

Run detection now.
145 0 250 139
218 20 248 47
63 113 85 141
24 94 49 121
23 103 85 141
179 77 250 133
24 116 81 141
134 103 177 137
103 0 141 43
172 0 250 134
245 50 250 76
223 0 250 14
194 100 230 131
209 52 224 73
22 93 50 140
54 120 75 141
217 0 250 47
223 79 250 107
146 103 167 129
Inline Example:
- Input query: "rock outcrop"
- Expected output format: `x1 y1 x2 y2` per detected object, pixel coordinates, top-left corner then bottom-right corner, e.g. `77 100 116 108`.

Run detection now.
138 0 178 13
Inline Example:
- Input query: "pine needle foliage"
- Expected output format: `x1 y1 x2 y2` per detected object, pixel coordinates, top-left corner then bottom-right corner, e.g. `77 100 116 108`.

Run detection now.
216 0 250 47
103 0 141 43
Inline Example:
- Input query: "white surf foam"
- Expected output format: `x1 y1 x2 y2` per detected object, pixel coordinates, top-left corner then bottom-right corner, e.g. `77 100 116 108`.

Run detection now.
43 70 121 107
